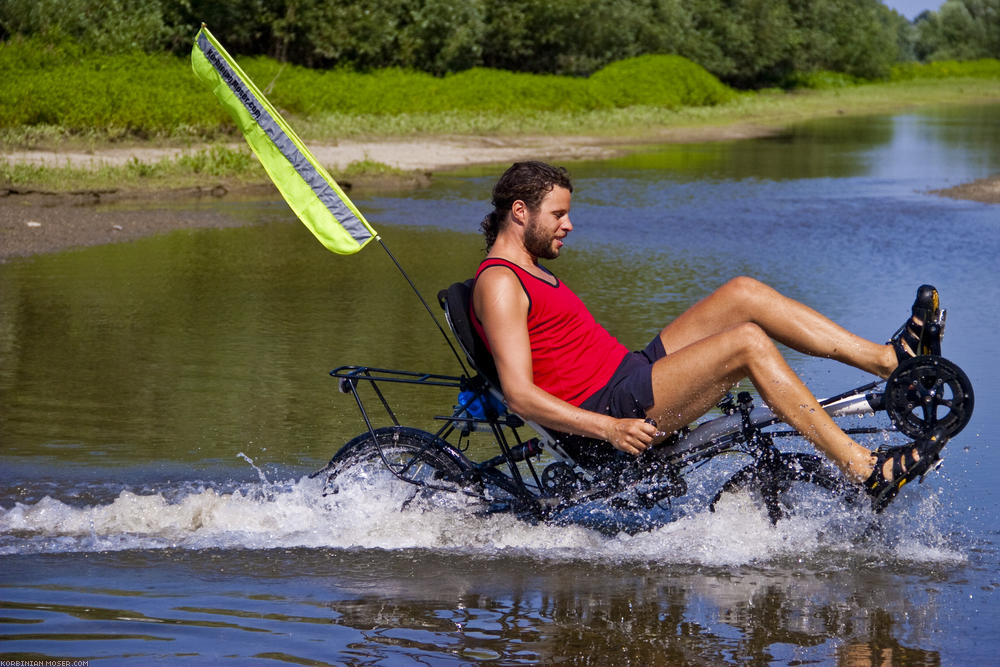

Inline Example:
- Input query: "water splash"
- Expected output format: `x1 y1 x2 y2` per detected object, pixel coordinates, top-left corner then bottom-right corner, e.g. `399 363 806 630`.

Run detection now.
0 469 966 567
237 452 269 485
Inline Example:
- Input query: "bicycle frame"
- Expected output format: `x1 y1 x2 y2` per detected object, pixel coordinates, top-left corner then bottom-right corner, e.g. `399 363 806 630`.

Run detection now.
316 278 973 525
321 363 891 520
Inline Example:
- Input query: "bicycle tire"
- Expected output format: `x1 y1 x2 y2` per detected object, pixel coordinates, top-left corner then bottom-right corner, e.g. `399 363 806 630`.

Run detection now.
320 426 477 503
708 452 855 524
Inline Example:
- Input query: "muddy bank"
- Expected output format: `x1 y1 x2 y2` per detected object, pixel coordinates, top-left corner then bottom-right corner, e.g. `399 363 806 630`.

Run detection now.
0 188 269 262
1 134 645 261
933 174 1000 204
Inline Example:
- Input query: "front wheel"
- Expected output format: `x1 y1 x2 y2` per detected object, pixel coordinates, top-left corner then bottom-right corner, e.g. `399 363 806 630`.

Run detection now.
708 452 856 524
313 426 479 509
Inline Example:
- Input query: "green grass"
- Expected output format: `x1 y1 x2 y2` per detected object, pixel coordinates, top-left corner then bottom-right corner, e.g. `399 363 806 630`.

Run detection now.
890 58 1000 81
0 144 415 192
2 37 998 193
0 145 261 191
1 38 734 143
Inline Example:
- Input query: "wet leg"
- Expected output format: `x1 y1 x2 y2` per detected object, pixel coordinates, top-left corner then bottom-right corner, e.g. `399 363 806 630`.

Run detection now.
646 322 876 483
657 276 897 378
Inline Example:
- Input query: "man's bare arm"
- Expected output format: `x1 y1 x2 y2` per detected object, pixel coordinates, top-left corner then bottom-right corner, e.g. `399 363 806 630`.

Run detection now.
473 267 655 455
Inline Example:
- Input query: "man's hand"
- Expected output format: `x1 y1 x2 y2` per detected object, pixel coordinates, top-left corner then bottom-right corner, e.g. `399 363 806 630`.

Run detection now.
606 418 660 456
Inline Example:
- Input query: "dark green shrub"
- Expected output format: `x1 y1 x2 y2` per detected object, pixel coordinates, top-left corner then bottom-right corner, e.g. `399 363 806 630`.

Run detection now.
589 55 735 108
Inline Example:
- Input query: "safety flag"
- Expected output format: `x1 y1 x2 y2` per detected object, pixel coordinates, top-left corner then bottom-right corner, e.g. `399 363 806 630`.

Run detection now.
191 25 377 255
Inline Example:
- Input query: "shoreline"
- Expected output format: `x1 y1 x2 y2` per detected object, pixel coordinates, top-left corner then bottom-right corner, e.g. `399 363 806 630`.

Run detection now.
2 127 998 262
932 174 1000 205
0 131 713 262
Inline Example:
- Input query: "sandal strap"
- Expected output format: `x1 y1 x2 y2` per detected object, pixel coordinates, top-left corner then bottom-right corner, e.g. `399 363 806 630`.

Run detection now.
863 429 949 512
892 453 906 482
889 315 942 362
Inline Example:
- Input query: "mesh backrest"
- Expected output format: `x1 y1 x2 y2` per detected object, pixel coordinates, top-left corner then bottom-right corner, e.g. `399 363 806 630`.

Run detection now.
438 279 500 386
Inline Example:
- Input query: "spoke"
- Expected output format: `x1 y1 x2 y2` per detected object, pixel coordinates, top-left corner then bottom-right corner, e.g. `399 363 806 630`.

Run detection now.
920 403 937 425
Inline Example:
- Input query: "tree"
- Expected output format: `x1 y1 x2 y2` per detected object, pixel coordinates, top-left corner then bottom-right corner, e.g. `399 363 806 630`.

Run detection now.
916 0 1000 60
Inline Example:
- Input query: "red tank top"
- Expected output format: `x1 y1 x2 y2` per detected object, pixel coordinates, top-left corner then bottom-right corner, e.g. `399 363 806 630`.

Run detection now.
471 258 628 406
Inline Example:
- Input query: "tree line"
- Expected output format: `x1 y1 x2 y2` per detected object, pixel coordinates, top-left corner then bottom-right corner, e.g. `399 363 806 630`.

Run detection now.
1 0 997 88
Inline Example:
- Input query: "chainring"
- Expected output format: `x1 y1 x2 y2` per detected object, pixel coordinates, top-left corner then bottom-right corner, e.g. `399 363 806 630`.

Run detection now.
884 356 974 439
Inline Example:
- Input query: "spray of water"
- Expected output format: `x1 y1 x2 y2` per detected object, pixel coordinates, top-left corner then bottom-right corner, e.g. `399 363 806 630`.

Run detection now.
0 458 966 566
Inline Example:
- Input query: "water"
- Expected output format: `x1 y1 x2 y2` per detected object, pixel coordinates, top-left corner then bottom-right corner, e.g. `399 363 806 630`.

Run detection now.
2 104 999 664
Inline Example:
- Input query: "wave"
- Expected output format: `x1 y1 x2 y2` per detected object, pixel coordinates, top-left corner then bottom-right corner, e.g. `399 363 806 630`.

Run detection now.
0 464 966 566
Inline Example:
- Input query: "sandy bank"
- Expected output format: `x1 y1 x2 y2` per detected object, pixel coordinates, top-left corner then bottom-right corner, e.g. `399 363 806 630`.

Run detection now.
933 174 1000 205
4 135 625 173
0 134 628 262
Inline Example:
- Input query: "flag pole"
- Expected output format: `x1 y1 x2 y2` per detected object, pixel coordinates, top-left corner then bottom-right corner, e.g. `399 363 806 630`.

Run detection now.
193 25 469 376
376 237 469 376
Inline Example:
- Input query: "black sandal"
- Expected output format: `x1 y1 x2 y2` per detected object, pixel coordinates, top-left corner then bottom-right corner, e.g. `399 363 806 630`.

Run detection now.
888 284 944 363
863 427 949 513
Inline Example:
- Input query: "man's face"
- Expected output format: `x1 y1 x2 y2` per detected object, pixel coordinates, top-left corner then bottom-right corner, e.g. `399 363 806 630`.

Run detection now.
523 186 573 260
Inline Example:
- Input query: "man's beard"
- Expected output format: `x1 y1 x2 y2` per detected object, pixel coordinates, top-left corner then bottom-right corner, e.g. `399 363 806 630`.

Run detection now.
524 216 560 260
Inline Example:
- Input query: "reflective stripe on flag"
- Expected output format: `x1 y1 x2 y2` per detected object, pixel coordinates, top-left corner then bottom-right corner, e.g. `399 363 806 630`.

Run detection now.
192 25 377 255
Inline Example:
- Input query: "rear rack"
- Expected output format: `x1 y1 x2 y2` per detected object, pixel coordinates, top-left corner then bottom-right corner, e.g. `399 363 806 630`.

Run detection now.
330 365 465 390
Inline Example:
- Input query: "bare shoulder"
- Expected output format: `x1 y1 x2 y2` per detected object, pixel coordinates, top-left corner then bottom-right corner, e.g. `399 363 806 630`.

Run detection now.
475 264 528 320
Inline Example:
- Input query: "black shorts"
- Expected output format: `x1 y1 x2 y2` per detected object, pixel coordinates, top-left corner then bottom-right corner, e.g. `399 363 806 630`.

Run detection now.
579 335 666 419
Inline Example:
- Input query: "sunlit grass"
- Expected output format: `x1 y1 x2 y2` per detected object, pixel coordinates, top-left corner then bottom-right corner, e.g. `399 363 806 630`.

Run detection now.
1 145 261 191
296 77 1000 141
0 144 414 192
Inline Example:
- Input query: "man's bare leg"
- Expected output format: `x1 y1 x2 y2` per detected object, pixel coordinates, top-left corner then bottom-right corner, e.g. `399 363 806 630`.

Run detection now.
646 322 876 482
657 276 897 379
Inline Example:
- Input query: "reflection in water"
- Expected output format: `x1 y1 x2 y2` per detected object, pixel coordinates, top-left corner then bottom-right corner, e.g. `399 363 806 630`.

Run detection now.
1 549 947 664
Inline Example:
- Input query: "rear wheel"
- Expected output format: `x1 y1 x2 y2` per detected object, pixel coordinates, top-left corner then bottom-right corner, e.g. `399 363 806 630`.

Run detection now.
318 427 479 508
709 452 856 524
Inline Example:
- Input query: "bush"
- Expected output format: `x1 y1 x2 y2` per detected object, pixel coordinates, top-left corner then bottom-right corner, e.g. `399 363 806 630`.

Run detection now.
784 70 865 90
589 55 735 108
247 53 730 117
890 58 1000 80
0 37 229 135
0 36 736 139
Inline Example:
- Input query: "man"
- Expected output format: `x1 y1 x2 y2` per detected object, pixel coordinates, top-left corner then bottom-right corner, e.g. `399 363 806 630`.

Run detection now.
470 161 947 510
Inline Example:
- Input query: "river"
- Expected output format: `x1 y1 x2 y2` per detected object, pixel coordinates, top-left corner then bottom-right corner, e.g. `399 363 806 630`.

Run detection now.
1 103 998 664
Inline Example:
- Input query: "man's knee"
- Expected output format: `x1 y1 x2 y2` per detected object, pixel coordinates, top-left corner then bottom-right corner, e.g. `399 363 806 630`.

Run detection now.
731 322 774 357
720 275 768 301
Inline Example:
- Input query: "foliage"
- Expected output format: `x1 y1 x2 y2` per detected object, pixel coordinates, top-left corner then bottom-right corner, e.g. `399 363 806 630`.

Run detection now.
784 70 865 90
0 40 733 138
890 58 1000 80
3 0 986 89
588 55 735 108
0 0 167 52
0 37 229 135
914 0 1000 61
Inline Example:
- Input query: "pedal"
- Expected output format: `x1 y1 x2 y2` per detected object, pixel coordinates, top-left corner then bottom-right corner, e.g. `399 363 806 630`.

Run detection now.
717 393 737 415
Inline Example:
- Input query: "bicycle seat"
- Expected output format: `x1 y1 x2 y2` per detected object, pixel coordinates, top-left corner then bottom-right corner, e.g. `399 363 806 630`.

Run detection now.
438 279 627 473
438 279 501 387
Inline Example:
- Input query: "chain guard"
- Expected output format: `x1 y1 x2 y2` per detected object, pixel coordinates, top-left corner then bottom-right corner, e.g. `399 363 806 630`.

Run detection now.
884 356 974 439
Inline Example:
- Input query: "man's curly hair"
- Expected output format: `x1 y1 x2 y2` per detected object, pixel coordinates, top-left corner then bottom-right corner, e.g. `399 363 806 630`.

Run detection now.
481 161 573 251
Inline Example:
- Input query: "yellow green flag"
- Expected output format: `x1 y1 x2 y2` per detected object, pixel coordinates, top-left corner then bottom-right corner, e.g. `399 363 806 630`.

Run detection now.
191 25 377 255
